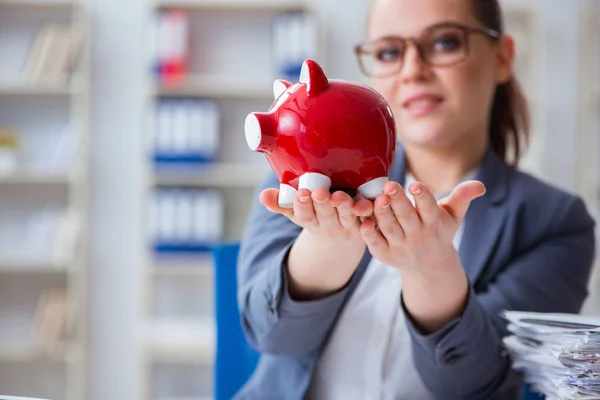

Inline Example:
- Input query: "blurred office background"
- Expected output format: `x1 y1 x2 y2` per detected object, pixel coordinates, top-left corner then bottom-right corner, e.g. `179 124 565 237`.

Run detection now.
0 0 595 399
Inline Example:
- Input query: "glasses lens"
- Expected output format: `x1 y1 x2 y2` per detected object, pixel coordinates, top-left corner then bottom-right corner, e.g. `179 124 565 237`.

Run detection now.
357 38 405 77
420 26 467 66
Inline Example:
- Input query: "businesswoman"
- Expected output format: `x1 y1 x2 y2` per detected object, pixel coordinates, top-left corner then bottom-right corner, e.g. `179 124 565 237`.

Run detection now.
236 0 596 398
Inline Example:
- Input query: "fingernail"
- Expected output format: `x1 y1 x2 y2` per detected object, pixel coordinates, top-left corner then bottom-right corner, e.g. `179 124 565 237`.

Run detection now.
411 186 422 195
382 202 390 208
388 188 398 196
313 196 326 203
299 196 309 203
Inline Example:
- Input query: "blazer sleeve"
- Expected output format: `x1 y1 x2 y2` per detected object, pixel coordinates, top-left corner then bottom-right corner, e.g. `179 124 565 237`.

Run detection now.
402 195 596 399
237 171 361 355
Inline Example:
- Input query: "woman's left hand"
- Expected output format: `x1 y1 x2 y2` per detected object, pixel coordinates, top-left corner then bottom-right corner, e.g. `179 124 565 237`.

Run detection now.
357 180 486 279
356 179 486 332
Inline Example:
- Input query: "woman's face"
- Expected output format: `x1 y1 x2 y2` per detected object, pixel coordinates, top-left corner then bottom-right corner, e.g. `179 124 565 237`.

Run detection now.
367 0 513 151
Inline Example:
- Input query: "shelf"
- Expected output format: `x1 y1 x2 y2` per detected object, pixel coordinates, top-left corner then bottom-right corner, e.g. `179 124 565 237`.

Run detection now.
152 256 213 278
155 75 274 99
0 82 78 97
594 85 600 103
0 0 80 10
154 397 214 400
153 243 213 254
0 261 68 274
0 340 72 362
152 0 308 12
146 320 215 365
152 266 211 278
501 3 535 17
0 171 71 185
153 162 269 188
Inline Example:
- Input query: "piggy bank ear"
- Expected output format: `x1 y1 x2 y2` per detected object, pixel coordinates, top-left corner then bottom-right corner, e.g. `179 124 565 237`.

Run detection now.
299 59 329 96
273 79 292 99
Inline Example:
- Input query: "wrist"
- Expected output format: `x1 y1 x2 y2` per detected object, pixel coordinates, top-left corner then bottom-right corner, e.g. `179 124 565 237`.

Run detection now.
401 256 469 333
286 229 365 300
401 248 463 283
303 226 363 247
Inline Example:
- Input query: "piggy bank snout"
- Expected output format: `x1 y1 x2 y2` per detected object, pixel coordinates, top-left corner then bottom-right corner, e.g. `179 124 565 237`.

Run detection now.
244 113 262 151
245 112 277 152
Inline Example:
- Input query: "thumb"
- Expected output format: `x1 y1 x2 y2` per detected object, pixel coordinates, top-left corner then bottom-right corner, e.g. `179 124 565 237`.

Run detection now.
438 180 486 222
260 188 295 219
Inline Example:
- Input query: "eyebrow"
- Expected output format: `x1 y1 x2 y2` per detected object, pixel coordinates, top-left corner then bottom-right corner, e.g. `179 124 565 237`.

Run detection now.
370 20 467 42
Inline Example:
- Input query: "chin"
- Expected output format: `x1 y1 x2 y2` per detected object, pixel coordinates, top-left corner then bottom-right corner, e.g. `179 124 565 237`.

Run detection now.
398 121 455 150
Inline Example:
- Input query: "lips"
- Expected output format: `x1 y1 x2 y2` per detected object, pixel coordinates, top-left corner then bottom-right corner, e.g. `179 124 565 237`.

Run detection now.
403 93 444 117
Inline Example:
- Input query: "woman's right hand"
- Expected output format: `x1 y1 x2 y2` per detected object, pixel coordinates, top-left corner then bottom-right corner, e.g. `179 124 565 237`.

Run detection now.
259 187 373 244
260 186 373 300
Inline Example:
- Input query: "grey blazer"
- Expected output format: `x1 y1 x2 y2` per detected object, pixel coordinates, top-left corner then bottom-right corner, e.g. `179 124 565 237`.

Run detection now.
236 144 596 400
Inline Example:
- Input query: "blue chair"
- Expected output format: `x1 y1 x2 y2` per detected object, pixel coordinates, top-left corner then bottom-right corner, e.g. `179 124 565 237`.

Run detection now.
522 383 545 399
212 242 260 400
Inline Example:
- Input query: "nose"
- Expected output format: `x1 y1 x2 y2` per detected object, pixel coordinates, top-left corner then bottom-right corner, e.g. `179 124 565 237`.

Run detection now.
399 42 429 83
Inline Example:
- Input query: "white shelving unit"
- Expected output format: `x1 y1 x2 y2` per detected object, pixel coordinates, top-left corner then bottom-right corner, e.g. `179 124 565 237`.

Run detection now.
0 1 90 399
141 0 322 399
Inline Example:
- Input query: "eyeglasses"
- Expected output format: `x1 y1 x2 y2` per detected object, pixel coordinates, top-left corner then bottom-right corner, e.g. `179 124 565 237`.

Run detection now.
354 22 501 78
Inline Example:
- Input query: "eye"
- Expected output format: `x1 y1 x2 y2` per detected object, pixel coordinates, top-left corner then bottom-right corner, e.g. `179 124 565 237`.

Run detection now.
375 47 402 62
432 33 463 52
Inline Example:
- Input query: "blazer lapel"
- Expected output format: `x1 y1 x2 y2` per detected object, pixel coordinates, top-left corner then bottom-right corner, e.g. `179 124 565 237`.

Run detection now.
458 150 509 285
389 142 407 185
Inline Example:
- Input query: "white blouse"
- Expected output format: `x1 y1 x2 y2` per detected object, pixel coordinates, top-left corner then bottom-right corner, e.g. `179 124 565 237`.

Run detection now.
306 171 472 400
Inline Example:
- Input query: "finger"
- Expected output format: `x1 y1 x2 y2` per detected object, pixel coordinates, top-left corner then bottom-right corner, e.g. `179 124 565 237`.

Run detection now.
331 190 359 230
408 182 440 225
259 189 294 219
352 195 374 218
360 217 389 254
438 180 486 222
384 181 420 233
293 189 319 228
373 194 403 242
311 187 342 234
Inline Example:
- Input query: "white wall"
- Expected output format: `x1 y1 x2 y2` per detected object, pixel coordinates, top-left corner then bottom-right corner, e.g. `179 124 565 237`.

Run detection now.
89 0 147 398
88 0 595 399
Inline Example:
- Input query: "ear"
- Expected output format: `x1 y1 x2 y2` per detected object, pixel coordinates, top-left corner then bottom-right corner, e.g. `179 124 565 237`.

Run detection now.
495 34 515 84
299 59 329 96
273 79 292 99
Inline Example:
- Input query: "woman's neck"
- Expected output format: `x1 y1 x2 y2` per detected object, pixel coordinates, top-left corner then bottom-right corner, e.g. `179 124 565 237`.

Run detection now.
403 139 488 196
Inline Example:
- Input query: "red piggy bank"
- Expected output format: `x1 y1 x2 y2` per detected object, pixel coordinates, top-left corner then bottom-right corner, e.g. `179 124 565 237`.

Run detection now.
244 59 397 208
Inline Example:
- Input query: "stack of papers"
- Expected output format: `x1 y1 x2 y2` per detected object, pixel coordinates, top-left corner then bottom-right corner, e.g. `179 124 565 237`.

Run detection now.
503 311 600 400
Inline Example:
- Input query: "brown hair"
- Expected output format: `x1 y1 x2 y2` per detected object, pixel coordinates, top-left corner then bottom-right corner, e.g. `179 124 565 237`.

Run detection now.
471 0 530 166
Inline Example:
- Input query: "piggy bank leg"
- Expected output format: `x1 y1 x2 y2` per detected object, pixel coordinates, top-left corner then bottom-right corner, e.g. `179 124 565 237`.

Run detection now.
278 183 297 208
299 172 332 192
358 177 389 199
